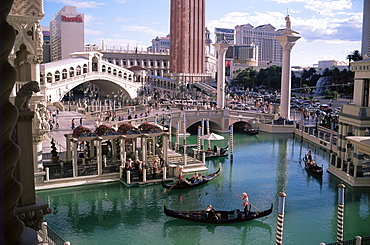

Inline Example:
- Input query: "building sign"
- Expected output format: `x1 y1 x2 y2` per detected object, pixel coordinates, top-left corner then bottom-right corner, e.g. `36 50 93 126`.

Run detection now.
215 28 234 34
61 15 83 23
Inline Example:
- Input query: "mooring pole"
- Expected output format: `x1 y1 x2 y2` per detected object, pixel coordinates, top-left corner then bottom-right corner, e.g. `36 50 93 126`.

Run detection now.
276 191 286 245
337 184 345 242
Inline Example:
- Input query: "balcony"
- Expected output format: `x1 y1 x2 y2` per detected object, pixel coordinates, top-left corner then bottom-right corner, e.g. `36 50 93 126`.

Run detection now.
341 104 370 118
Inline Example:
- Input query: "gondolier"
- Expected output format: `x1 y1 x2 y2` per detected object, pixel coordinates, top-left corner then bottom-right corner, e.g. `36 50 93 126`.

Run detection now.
236 192 250 215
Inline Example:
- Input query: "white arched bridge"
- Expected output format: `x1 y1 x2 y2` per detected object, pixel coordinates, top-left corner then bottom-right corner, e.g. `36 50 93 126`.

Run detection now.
40 52 144 103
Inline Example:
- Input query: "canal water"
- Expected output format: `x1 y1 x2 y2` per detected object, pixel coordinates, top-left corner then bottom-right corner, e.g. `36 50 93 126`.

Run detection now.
37 133 370 245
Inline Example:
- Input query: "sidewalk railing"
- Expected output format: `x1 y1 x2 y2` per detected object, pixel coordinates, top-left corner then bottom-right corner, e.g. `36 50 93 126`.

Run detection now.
38 222 70 245
321 235 370 245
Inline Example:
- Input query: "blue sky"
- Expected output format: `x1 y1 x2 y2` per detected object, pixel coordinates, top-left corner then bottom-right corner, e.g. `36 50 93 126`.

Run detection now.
41 0 364 67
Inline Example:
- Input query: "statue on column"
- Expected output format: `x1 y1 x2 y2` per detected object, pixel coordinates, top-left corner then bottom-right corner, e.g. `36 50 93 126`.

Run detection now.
14 81 40 111
285 15 291 30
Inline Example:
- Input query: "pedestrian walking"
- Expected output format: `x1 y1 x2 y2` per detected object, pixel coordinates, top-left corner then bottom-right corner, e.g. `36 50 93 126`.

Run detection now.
55 118 59 130
80 117 83 125
71 119 75 130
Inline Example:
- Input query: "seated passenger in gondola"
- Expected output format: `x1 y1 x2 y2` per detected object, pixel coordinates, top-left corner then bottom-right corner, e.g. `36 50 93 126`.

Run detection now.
198 174 203 182
191 172 199 183
213 145 218 153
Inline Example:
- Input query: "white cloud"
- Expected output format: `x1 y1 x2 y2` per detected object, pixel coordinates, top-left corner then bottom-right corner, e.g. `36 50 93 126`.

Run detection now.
47 0 105 9
206 9 362 43
116 17 130 22
121 25 167 37
89 37 148 50
304 0 352 14
85 28 102 35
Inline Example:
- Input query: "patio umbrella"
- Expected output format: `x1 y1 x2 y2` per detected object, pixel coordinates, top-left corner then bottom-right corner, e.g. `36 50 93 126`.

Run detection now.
200 133 224 141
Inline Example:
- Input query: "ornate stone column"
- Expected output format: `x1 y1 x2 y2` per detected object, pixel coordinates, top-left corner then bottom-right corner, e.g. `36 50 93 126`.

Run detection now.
213 37 230 110
275 15 300 119
1 2 25 242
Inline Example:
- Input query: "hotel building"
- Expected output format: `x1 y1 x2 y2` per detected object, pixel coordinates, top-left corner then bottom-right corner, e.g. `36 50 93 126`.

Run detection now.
50 6 84 61
235 24 283 67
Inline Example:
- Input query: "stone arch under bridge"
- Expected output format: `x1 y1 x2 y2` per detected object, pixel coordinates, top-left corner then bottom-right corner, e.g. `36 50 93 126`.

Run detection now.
56 76 135 102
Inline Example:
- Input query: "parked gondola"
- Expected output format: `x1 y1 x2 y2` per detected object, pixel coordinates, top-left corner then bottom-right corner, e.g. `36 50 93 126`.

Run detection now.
163 204 273 224
203 146 228 159
161 168 221 190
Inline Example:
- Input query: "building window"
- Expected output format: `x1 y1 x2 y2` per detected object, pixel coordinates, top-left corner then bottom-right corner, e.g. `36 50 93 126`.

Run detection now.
83 64 88 73
62 69 67 79
55 71 60 81
47 72 52 83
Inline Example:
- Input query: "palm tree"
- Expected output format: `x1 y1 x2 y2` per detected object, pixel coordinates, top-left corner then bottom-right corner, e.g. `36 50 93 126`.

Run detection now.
347 50 363 70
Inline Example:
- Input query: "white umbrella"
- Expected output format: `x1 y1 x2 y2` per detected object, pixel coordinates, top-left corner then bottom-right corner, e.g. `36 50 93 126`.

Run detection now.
200 133 224 141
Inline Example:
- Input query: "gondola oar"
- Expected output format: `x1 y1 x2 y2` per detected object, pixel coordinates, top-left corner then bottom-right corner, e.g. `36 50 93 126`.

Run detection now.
161 179 180 196
250 203 273 219
299 155 307 163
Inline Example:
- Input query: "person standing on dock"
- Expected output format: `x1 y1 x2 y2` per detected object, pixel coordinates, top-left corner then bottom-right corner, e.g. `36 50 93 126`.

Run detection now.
152 160 158 179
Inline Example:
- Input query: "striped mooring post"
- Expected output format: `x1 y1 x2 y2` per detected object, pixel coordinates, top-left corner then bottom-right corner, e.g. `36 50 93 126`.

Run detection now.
197 126 201 152
337 183 345 242
175 121 179 151
276 191 286 245
229 125 234 160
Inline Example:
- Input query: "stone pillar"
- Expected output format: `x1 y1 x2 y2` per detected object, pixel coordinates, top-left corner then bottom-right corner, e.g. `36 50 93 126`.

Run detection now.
65 134 72 161
213 41 231 109
96 138 103 175
275 15 300 119
14 111 36 206
71 139 78 177
120 137 126 163
32 136 44 172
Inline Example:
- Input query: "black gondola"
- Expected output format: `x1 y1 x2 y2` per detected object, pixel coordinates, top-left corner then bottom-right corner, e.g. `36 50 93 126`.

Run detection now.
204 146 228 159
244 125 259 135
161 168 221 189
163 204 273 224
304 158 323 175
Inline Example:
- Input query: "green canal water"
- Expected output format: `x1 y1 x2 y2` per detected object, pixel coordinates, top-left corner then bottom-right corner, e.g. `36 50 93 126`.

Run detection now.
37 133 370 245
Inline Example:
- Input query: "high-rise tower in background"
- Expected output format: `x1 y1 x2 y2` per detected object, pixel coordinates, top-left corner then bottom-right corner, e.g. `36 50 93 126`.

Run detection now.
362 0 370 56
50 6 84 61
169 0 208 82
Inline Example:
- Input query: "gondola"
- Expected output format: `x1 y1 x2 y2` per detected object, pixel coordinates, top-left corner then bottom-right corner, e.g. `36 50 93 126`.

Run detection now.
244 125 259 135
304 158 323 175
163 204 273 224
161 168 221 190
204 146 228 159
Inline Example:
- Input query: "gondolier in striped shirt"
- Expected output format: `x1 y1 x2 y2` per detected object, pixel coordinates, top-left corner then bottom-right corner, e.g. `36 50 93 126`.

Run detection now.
236 192 250 215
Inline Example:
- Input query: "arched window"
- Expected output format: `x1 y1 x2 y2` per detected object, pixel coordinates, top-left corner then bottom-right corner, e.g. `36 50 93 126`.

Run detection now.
118 71 122 77
92 57 98 71
143 59 147 66
55 71 60 81
83 64 88 73
47 72 52 83
115 59 120 66
123 59 127 66
128 74 132 81
156 60 160 66
62 69 67 79
76 65 81 75
69 67 75 77
130 59 134 66
150 60 154 66
124 73 127 79
107 67 112 74
113 69 117 75
102 65 106 72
